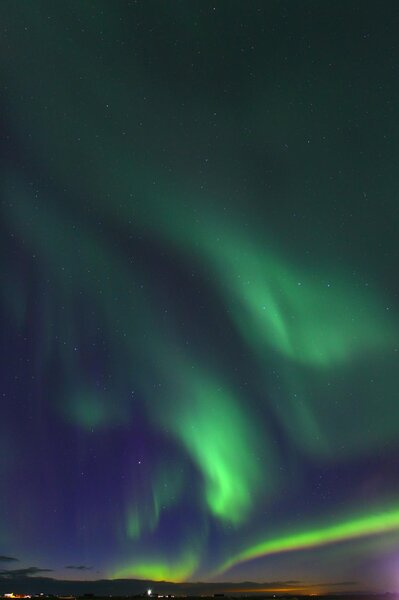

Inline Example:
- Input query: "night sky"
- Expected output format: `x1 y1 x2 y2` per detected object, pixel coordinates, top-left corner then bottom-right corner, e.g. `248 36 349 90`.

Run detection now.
1 0 399 594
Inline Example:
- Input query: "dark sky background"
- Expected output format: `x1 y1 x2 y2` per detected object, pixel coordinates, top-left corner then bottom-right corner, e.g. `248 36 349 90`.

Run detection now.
1 0 399 595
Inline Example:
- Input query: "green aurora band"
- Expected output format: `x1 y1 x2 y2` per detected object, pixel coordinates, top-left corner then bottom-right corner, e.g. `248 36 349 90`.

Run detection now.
3 132 399 583
1 2 399 588
163 368 264 524
3 142 399 582
112 552 199 583
217 503 399 576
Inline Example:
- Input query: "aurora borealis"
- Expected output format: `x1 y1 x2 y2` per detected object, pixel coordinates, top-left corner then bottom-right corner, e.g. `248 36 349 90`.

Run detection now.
1 0 399 594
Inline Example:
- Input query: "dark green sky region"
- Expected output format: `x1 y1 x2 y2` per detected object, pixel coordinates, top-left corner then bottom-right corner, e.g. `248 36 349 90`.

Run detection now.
1 0 399 594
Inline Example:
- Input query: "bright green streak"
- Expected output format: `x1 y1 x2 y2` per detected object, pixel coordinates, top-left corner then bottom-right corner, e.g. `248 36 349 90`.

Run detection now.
2 6 399 578
202 234 395 369
218 504 399 575
158 360 264 524
176 384 255 523
112 553 198 582
4 186 264 526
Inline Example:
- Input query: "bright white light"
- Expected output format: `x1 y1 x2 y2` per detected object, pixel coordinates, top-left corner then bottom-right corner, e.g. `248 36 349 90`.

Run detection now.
147 590 152 597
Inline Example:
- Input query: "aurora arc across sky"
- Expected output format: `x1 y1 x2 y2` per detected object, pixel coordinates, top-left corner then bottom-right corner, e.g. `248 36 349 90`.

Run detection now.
1 0 399 594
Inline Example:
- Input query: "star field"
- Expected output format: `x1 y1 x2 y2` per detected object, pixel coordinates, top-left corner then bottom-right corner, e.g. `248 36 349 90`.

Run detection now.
1 0 399 594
